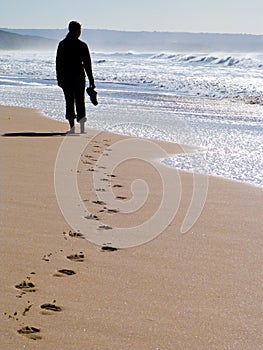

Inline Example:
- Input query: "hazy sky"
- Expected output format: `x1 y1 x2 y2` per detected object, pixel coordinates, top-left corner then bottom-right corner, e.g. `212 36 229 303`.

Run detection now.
1 0 262 34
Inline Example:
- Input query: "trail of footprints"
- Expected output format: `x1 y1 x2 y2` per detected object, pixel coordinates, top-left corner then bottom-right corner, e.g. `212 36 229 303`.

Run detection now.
80 139 128 232
5 138 120 341
9 267 68 340
4 228 118 342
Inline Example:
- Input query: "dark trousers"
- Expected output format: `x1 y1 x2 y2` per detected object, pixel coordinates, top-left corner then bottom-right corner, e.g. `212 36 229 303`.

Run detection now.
62 75 86 122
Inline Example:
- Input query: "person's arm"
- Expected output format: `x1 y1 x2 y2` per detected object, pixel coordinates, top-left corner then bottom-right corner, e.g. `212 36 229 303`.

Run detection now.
56 42 63 87
82 43 95 88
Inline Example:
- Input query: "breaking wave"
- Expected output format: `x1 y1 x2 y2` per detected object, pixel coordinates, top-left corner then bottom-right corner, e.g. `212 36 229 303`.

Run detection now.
150 52 263 68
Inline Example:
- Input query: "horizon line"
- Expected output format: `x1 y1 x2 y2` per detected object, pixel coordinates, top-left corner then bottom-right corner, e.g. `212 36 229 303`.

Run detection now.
1 27 263 36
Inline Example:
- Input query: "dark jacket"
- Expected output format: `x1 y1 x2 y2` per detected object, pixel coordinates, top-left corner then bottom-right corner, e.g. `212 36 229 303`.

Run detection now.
56 33 94 87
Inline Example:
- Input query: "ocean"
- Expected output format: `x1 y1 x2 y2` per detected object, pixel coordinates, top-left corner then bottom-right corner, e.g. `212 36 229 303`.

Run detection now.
0 49 262 187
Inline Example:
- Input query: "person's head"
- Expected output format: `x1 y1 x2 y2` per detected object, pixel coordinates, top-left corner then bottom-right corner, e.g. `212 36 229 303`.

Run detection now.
68 21 81 37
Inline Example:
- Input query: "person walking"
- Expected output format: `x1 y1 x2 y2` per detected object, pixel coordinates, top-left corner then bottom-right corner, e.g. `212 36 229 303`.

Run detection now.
56 21 95 133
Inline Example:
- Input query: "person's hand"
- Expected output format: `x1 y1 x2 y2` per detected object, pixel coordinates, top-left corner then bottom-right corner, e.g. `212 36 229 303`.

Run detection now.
90 82 96 89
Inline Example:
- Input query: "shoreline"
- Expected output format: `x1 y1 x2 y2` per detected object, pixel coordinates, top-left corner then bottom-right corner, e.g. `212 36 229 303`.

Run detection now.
1 102 262 190
1 106 263 349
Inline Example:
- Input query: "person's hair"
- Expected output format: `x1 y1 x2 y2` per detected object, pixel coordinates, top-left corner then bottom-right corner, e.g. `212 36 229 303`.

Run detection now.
68 21 81 33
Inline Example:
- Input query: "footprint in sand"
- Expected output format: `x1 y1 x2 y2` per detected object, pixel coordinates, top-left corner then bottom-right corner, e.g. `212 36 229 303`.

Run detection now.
17 326 42 340
96 188 106 192
107 209 119 214
15 281 36 293
87 168 97 172
66 253 85 262
85 214 99 220
53 269 76 277
92 200 106 205
98 225 113 230
101 246 118 252
68 230 84 238
63 230 84 239
40 303 62 312
82 160 93 165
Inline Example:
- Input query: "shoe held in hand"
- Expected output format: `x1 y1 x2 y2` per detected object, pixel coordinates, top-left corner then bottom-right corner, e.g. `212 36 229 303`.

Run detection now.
86 87 98 106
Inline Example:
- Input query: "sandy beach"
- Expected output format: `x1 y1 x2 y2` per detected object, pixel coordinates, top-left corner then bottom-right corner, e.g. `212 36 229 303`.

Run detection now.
1 105 263 349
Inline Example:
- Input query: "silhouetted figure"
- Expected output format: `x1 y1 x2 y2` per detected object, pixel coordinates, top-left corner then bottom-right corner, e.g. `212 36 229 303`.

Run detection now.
56 21 95 133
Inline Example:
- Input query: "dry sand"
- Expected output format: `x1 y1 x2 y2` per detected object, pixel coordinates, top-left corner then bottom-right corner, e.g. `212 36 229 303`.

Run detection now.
0 105 263 349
